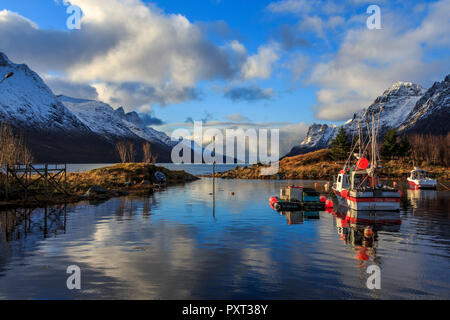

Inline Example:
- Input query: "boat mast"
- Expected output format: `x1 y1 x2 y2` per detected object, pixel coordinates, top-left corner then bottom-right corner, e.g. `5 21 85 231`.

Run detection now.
358 121 362 159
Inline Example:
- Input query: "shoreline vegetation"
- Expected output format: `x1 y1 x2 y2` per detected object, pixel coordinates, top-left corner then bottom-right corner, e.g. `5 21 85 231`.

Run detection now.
207 149 450 182
0 163 199 209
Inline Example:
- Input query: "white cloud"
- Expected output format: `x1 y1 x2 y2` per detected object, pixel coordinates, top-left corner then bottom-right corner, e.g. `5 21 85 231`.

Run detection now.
0 1 286 108
0 1 255 108
297 15 326 41
242 43 280 80
309 0 450 121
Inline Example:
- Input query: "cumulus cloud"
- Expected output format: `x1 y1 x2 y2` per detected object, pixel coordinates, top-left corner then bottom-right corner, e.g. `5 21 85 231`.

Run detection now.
241 43 280 80
44 75 99 100
309 0 450 121
0 1 274 108
0 1 285 108
267 0 350 43
93 82 202 110
0 9 122 72
224 86 275 102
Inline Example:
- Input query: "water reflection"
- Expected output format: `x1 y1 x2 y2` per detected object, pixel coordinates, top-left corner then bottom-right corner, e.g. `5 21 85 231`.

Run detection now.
332 206 402 268
408 189 438 209
280 211 320 225
0 179 449 299
0 205 67 276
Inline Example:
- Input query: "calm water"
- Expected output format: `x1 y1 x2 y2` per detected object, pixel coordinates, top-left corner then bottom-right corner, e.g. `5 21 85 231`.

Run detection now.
65 163 242 175
0 178 449 300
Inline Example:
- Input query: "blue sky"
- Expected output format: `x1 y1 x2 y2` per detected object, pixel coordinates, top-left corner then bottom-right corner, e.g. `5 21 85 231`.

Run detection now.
0 0 448 152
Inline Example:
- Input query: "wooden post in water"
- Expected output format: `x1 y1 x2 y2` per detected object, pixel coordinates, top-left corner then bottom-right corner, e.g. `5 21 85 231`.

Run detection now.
64 163 67 191
45 164 49 196
5 165 9 201
213 136 216 220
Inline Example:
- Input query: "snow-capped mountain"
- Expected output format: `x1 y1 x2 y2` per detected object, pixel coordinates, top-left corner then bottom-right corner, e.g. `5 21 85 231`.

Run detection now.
398 75 450 135
0 52 91 132
344 81 426 136
0 52 175 162
113 107 177 147
58 96 173 146
285 78 448 158
283 124 337 157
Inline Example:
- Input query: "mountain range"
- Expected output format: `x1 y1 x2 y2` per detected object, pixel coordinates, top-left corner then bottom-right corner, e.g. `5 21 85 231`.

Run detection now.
1 51 448 163
0 52 175 163
285 75 449 158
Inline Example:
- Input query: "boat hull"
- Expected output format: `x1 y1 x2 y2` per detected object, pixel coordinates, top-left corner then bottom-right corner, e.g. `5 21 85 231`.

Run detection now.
270 197 325 212
333 190 400 211
407 178 437 190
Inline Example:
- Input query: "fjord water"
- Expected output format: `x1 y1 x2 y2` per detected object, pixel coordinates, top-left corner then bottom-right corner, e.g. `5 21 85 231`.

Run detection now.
0 178 449 300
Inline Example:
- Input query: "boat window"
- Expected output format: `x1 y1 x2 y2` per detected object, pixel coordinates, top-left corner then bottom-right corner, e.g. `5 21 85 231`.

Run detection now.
352 174 369 189
343 175 349 188
338 176 342 183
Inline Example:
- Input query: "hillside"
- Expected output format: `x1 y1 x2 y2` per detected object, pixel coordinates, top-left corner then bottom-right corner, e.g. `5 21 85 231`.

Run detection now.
0 52 175 163
212 149 450 180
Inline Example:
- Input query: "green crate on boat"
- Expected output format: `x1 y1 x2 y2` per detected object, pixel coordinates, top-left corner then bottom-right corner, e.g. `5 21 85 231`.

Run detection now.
302 188 320 202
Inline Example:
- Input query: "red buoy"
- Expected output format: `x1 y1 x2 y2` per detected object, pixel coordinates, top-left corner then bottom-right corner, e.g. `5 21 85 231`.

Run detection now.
269 197 278 207
320 196 327 203
357 158 369 170
325 207 334 214
341 189 348 198
364 227 374 238
325 200 334 208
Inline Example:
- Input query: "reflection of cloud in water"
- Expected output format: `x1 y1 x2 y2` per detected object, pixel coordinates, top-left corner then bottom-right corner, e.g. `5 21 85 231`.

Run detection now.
0 178 449 299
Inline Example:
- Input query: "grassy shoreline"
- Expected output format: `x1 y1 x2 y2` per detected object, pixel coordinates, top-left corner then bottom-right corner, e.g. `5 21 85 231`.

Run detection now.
208 149 450 182
0 163 199 209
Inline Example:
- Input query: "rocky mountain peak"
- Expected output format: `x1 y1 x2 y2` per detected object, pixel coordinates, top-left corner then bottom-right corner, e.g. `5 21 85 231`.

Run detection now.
286 75 448 158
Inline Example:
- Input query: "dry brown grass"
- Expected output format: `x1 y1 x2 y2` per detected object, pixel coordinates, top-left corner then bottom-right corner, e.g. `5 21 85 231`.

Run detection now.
213 149 449 180
66 163 198 193
0 163 199 205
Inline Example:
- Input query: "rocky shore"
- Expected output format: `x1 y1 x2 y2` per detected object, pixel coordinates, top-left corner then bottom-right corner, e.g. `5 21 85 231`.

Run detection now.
0 163 199 209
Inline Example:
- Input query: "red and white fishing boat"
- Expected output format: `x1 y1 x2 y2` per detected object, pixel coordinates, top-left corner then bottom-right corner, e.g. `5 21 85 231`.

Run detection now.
332 108 401 211
407 168 437 190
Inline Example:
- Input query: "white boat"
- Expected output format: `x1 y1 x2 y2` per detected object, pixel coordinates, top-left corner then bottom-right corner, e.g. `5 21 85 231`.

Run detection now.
332 107 401 212
333 170 401 211
407 168 437 190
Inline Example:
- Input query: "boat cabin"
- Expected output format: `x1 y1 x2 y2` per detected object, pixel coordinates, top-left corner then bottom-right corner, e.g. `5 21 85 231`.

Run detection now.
335 170 379 191
409 168 431 180
350 170 374 189
335 173 350 191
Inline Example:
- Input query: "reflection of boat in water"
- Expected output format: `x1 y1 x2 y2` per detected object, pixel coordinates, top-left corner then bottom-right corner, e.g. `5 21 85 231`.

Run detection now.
407 168 437 190
284 212 303 225
332 108 400 211
333 205 401 264
335 205 402 231
280 211 320 225
407 188 438 209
